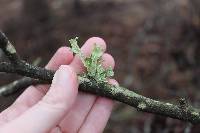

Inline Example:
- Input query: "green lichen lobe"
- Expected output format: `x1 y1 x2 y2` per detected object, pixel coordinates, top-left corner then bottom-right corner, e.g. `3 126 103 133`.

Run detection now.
69 37 114 82
137 102 147 110
191 111 199 117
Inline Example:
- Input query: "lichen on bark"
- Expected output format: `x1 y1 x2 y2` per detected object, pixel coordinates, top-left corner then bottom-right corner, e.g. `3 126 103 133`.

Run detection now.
69 37 114 82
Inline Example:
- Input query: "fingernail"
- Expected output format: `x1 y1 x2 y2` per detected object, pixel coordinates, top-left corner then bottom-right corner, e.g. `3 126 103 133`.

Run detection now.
53 65 72 88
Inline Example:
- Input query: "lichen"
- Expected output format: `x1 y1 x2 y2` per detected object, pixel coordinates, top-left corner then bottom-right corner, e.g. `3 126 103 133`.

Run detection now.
191 111 199 116
6 42 16 54
69 37 114 82
166 103 173 106
138 102 147 110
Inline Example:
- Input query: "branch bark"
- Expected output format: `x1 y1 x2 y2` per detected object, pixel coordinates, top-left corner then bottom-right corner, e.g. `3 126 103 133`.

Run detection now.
0 31 200 124
0 77 46 96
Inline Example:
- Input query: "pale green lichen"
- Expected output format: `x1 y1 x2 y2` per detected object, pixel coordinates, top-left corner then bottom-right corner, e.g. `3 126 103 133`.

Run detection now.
69 37 114 82
191 111 199 116
6 42 16 54
138 102 147 110
166 103 173 106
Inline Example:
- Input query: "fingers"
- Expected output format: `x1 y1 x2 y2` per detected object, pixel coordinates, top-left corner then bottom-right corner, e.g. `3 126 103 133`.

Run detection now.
35 46 74 93
78 79 118 133
0 47 73 124
16 47 73 105
0 66 78 133
59 37 114 132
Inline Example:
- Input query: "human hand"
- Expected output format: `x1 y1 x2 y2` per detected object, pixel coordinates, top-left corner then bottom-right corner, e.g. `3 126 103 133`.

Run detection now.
0 37 118 133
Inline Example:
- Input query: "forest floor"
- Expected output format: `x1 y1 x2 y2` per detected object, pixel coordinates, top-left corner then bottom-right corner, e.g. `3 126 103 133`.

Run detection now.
0 0 200 132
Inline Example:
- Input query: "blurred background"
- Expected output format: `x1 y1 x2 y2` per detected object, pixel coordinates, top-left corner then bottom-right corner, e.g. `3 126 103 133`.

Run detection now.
0 0 200 132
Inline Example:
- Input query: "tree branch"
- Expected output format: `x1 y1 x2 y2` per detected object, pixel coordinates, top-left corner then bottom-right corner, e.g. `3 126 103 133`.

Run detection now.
0 57 43 96
0 31 200 124
0 32 21 63
0 77 46 96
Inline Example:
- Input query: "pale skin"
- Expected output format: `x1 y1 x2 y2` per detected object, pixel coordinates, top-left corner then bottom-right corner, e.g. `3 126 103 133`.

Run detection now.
0 37 118 133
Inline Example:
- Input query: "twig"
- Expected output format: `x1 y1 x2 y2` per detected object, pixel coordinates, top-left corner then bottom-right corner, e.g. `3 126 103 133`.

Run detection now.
0 31 200 124
0 77 47 96
0 32 21 63
0 57 43 96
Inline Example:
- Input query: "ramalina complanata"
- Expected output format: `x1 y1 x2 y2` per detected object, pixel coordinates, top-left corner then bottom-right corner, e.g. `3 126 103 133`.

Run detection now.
69 37 114 82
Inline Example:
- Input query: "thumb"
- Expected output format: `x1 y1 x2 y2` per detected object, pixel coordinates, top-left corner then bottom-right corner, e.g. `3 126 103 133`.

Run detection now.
0 65 78 133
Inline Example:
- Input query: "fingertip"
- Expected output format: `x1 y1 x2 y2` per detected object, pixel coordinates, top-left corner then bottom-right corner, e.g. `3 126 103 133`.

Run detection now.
56 47 74 63
108 79 119 86
82 37 107 54
41 65 78 111
52 65 78 95
46 46 74 70
102 53 115 69
57 46 73 54
57 65 78 85
87 37 106 48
